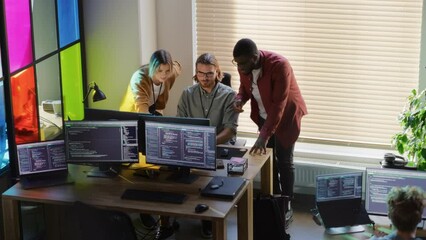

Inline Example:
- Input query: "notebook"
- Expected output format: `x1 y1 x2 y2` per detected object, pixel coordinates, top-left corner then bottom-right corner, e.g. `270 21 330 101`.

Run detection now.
200 176 246 200
17 140 74 189
315 172 372 230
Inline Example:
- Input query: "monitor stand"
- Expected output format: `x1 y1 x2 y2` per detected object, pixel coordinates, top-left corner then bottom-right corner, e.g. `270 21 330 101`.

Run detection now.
325 225 365 235
87 164 121 178
166 167 198 184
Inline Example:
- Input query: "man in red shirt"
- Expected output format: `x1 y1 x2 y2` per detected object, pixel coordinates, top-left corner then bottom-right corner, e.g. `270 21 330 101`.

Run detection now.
233 38 307 224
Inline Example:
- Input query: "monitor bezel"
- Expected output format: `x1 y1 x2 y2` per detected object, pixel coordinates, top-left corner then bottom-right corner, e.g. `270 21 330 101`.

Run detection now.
315 171 364 202
143 121 217 172
137 115 210 155
17 139 68 176
365 167 426 220
64 120 139 164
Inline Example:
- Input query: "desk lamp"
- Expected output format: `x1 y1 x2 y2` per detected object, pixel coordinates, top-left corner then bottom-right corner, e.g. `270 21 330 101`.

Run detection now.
82 82 107 103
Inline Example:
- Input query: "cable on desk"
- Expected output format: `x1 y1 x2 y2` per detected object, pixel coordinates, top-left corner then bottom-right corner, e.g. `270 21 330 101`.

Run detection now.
109 167 135 184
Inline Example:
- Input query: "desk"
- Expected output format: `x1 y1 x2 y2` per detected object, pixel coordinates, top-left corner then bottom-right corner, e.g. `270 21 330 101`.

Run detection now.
2 148 273 240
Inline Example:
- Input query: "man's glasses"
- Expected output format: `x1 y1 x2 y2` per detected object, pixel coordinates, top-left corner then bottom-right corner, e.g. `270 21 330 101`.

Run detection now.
196 71 215 78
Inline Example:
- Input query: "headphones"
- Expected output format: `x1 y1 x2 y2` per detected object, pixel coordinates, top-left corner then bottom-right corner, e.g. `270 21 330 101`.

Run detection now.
381 153 407 168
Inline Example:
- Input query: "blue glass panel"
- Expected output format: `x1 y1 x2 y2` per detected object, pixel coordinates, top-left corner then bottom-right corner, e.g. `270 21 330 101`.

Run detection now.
0 81 9 168
57 0 80 47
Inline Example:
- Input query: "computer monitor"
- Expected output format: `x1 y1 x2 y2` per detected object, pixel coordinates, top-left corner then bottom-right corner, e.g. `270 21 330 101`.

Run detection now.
365 167 426 219
64 120 139 177
138 115 210 155
141 119 216 184
84 108 149 121
316 171 363 202
315 171 371 234
17 140 68 176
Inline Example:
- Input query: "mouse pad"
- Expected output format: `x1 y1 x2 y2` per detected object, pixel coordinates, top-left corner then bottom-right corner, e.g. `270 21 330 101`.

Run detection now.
200 176 246 200
216 147 247 160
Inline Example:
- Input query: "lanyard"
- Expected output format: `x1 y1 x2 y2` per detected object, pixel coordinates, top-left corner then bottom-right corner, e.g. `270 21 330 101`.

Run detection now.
199 85 218 118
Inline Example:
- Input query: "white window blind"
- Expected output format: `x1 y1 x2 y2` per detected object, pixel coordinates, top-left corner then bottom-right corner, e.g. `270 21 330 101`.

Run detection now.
195 0 422 147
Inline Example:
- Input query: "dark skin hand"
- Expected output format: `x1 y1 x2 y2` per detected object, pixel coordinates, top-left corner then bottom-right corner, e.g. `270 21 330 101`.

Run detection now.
250 136 267 155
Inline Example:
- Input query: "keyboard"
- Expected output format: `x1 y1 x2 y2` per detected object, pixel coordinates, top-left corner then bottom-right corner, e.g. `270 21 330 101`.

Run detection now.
121 189 187 204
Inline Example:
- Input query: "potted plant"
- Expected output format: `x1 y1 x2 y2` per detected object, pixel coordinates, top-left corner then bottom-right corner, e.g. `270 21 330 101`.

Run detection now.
392 89 426 170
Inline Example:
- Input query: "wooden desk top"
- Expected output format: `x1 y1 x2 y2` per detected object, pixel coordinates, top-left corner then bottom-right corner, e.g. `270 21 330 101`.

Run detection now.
2 164 249 221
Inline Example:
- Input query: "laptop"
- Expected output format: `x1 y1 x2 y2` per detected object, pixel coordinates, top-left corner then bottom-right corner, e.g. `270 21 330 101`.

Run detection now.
315 172 372 234
17 140 74 189
200 176 246 200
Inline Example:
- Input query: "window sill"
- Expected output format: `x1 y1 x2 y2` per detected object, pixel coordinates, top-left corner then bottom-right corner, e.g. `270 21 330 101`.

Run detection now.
238 136 391 168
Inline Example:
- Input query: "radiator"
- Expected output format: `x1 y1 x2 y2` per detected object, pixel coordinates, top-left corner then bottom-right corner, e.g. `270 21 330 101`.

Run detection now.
294 161 364 195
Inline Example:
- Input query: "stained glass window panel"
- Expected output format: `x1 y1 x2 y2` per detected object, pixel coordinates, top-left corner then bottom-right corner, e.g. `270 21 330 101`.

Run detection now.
11 67 39 144
57 0 80 47
36 55 62 141
4 0 33 73
32 0 58 60
61 43 83 121
0 81 8 168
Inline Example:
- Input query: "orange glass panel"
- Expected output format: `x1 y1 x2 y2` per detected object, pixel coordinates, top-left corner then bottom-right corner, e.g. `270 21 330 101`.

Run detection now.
11 67 39 144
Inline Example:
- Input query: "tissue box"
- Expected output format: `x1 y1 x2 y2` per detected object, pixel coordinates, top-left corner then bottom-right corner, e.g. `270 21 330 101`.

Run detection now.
227 157 248 175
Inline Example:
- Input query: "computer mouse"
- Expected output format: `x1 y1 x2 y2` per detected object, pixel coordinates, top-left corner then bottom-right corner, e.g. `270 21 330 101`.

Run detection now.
195 204 209 213
210 184 220 190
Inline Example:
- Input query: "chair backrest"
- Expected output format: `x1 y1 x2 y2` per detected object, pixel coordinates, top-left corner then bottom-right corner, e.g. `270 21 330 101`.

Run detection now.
221 72 232 88
74 201 138 240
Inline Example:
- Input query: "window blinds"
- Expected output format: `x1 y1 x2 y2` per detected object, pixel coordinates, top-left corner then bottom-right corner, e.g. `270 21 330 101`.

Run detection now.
195 0 422 147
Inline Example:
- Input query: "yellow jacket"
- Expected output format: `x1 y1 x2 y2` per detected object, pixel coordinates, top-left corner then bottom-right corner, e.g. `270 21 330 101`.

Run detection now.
120 61 182 113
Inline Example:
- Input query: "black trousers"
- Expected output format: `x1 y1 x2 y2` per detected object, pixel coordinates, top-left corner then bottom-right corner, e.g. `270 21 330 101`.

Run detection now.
259 117 295 197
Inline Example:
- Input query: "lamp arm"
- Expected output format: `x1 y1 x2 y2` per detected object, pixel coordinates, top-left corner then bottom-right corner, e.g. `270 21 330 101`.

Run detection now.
82 87 94 103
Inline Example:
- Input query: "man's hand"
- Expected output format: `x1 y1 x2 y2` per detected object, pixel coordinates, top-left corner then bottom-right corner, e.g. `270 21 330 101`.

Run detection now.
250 136 267 155
233 99 244 113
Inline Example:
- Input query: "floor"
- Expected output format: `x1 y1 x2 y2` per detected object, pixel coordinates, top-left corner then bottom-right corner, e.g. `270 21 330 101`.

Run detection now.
129 194 376 240
20 193 386 240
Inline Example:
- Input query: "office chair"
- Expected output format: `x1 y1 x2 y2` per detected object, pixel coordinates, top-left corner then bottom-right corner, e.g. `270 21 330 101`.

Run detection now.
221 72 247 147
221 72 232 88
74 201 138 240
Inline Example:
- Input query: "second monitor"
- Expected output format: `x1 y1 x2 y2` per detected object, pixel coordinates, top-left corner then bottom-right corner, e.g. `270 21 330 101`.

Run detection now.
138 115 214 183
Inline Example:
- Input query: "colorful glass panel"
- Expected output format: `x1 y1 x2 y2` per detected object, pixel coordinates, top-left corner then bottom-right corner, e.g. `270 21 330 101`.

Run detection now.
10 67 39 144
61 43 84 120
57 0 80 47
32 0 58 60
0 81 8 167
4 0 33 73
36 55 63 141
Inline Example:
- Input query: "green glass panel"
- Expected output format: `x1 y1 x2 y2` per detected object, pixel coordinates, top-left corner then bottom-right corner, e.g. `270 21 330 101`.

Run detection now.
60 44 83 120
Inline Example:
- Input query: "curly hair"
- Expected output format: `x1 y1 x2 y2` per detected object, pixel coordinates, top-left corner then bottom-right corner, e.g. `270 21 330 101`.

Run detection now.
387 186 425 232
232 38 258 58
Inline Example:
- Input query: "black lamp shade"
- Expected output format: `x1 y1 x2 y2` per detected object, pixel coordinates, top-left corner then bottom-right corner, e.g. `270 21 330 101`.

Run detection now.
92 84 107 102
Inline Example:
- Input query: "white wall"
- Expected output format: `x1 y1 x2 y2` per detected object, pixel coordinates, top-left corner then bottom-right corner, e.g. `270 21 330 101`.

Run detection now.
82 0 144 110
82 0 195 114
156 0 195 116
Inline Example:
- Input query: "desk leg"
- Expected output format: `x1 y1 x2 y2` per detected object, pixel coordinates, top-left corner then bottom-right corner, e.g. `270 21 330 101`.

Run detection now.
212 218 226 240
2 197 21 240
237 184 251 240
260 153 273 194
